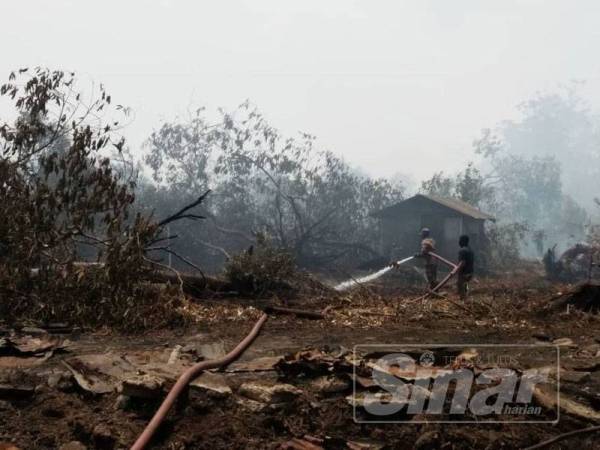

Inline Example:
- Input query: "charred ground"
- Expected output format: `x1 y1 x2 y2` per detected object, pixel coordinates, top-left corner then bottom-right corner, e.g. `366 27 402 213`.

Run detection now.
2 268 600 449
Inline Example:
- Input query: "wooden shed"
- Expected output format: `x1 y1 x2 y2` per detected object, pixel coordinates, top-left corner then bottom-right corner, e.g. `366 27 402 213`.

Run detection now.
371 194 494 261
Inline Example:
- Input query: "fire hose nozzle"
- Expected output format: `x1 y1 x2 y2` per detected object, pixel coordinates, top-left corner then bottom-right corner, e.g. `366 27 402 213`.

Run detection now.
390 255 415 268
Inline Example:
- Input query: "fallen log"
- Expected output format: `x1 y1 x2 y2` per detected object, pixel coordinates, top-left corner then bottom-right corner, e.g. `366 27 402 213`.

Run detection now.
264 306 325 320
70 263 228 295
149 270 228 294
533 384 600 422
522 425 600 450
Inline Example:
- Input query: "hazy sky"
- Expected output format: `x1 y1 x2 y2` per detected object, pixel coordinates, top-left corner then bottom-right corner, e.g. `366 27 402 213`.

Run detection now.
3 0 600 186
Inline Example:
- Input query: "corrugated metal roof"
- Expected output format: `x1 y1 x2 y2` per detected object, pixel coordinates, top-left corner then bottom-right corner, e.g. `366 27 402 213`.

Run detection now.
420 194 495 219
372 194 495 220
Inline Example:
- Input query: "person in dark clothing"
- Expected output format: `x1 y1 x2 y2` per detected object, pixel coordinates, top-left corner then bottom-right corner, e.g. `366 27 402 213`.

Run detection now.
457 234 474 299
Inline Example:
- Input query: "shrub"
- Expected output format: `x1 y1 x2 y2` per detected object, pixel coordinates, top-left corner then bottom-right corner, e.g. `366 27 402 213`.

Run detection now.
224 235 296 295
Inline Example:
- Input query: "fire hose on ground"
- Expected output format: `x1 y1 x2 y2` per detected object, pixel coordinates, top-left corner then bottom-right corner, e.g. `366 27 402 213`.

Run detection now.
428 261 462 293
131 253 461 448
412 253 464 302
130 313 269 450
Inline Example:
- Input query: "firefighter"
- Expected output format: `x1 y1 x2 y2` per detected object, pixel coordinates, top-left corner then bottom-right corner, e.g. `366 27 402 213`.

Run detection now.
415 227 437 289
457 234 474 299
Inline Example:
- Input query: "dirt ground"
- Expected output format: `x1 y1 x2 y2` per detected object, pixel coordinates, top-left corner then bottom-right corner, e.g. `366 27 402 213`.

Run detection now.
2 268 600 449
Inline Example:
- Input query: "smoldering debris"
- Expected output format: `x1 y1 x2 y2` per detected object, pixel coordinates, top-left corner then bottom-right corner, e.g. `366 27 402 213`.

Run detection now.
548 282 600 313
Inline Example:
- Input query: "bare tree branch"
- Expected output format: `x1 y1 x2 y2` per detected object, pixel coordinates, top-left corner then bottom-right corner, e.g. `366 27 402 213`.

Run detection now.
156 189 211 228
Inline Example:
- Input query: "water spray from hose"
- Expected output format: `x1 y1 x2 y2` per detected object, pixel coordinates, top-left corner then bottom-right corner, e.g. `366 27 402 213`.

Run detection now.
334 255 414 291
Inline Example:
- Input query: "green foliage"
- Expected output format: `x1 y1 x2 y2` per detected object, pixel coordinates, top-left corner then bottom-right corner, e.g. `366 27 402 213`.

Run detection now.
142 102 404 270
469 86 598 256
223 235 296 295
145 107 211 193
420 163 492 208
422 92 591 262
501 86 600 209
0 69 142 282
486 153 562 226
454 163 491 207
474 126 583 257
485 222 529 269
0 68 180 329
420 171 454 198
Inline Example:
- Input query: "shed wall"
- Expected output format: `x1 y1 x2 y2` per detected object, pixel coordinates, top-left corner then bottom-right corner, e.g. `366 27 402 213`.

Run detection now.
380 211 485 262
